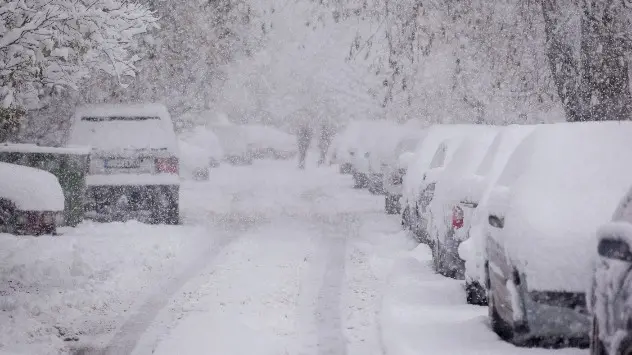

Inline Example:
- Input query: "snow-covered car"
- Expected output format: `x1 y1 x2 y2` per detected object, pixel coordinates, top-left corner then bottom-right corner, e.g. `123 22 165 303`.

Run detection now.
409 137 465 244
330 120 373 175
384 149 418 215
212 125 254 165
485 121 632 347
242 125 297 160
400 124 495 232
350 121 409 190
178 126 224 180
590 186 632 355
68 103 180 225
426 129 499 279
0 162 64 235
456 125 536 305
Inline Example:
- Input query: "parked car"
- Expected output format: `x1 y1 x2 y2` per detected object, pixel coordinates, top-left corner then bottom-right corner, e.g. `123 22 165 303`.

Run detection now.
409 137 465 244
348 121 404 189
484 121 632 347
401 124 494 233
68 103 180 225
589 185 632 355
365 125 416 195
456 125 536 305
382 134 424 212
0 162 64 235
329 120 371 175
426 130 499 279
242 125 297 160
178 126 224 180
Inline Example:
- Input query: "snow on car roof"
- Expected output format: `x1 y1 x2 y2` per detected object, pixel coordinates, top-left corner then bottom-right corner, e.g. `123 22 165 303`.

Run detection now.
0 162 64 211
68 103 178 153
402 124 497 202
0 143 91 155
494 121 632 292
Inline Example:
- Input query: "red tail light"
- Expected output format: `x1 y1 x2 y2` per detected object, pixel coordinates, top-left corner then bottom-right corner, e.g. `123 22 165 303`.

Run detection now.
155 157 179 174
452 206 464 229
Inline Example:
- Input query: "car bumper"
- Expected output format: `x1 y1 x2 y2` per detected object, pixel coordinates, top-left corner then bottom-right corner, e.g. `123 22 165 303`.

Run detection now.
85 184 179 222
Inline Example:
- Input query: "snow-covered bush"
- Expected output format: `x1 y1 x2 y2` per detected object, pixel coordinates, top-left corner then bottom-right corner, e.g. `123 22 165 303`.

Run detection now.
0 0 158 110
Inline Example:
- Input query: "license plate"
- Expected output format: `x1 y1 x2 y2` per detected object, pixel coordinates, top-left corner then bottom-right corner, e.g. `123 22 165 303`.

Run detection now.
105 159 141 169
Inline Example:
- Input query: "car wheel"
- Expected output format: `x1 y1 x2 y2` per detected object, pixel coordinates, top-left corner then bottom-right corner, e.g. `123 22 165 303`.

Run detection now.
465 280 488 306
488 274 514 341
591 315 607 355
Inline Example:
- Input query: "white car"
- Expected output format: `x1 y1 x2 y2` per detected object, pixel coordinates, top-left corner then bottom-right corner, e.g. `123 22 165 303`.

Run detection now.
401 124 496 238
68 103 180 224
241 125 297 160
350 121 407 189
485 121 632 346
426 129 499 279
383 134 425 214
330 120 373 174
0 162 64 235
178 126 224 180
455 125 536 305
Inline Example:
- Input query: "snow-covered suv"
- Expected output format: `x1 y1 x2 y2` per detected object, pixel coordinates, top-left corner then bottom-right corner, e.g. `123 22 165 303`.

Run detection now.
68 103 180 224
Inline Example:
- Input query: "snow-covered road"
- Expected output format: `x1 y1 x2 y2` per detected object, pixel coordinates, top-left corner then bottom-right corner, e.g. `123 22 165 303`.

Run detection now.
1 159 588 354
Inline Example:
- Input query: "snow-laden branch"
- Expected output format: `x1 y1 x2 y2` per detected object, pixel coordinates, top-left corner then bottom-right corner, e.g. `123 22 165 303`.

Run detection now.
0 0 158 109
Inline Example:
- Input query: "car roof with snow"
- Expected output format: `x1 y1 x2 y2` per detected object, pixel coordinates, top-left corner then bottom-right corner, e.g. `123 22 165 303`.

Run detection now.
68 103 178 153
0 162 64 211
491 121 632 292
403 124 497 199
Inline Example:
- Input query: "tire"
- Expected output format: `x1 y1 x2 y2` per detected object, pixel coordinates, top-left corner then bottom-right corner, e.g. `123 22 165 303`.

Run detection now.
591 315 607 355
466 280 488 306
489 289 514 341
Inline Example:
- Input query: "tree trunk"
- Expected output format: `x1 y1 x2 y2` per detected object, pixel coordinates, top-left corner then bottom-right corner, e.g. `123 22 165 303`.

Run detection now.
579 0 632 121
540 0 582 122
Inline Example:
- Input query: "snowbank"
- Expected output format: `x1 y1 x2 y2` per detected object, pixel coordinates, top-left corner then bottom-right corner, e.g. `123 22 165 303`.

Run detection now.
0 162 64 211
0 221 208 354
489 121 632 293
380 244 584 355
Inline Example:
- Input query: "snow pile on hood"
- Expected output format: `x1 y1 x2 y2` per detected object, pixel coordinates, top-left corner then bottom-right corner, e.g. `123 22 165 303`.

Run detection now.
489 121 632 293
331 120 394 164
0 162 64 211
68 103 178 153
458 125 536 284
402 124 496 206
428 129 499 242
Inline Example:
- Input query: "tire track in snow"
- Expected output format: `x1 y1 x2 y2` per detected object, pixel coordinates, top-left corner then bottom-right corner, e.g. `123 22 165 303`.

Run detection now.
312 213 358 355
71 208 269 355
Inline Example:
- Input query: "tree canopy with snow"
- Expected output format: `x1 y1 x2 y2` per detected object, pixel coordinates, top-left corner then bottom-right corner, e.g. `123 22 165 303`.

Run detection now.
0 0 158 111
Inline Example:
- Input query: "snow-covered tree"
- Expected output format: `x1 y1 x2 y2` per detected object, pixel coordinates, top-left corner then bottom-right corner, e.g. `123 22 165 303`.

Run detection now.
0 0 158 110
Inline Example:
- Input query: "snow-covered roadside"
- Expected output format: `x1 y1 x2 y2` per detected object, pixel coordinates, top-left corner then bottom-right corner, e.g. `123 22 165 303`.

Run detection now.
0 221 210 355
380 244 587 355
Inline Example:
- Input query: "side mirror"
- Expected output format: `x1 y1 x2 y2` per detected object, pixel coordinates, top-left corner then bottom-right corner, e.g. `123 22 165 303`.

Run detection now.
598 238 632 262
488 215 504 229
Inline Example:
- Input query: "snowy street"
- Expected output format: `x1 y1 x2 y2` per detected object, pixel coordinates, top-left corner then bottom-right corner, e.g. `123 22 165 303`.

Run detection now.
0 158 587 355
